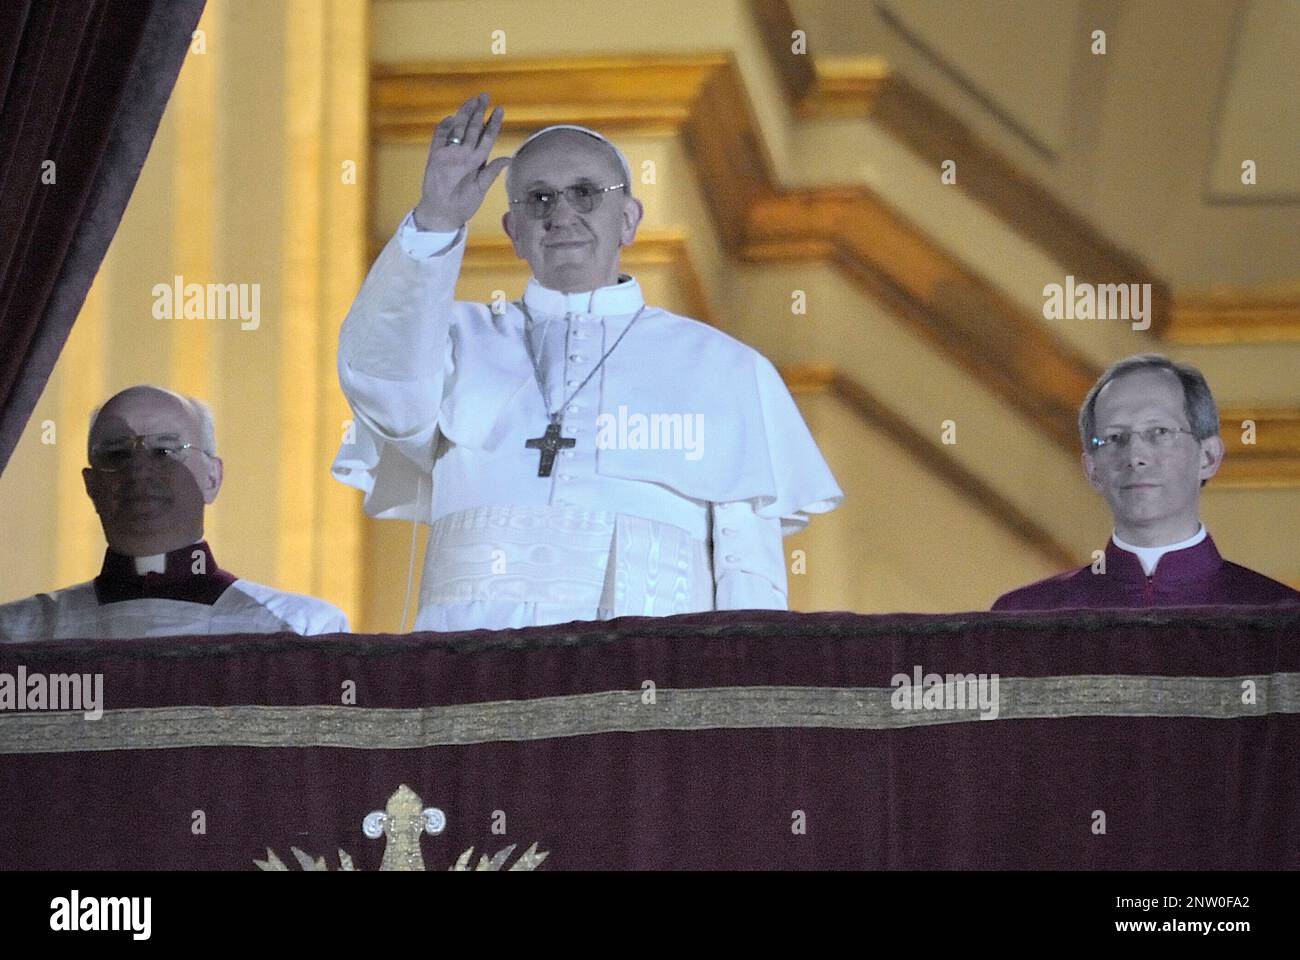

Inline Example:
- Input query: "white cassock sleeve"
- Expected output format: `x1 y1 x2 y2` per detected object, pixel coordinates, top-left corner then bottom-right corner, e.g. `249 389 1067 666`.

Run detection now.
331 214 463 522
712 501 788 610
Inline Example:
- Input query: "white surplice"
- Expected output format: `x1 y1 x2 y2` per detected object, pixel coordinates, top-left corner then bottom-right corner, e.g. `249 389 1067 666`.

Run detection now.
332 213 843 632
0 542 350 641
0 581 350 640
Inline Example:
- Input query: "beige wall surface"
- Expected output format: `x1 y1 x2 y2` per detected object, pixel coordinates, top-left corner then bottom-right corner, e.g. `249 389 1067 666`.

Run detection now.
792 0 1300 289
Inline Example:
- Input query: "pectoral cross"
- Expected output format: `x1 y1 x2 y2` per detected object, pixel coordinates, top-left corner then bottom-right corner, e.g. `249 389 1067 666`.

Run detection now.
525 421 575 477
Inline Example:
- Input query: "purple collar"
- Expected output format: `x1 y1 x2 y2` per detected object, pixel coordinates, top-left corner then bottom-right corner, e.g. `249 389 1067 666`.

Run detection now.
93 540 237 605
1104 532 1225 583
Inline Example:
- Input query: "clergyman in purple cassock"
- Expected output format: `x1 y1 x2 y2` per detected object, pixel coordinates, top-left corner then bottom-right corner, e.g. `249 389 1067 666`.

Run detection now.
993 354 1300 611
993 527 1300 610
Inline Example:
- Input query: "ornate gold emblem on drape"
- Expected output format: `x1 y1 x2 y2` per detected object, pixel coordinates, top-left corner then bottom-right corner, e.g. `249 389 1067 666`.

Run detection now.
254 784 549 871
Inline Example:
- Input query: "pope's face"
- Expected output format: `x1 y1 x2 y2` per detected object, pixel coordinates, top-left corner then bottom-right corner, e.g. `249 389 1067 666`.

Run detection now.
502 132 642 293
82 388 223 555
1082 369 1223 543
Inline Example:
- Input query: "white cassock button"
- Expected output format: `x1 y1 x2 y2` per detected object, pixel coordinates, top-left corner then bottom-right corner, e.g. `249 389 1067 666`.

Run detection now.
573 331 587 340
556 499 570 506
725 554 739 563
566 379 579 387
569 354 584 362
562 449 575 458
567 404 579 413
721 527 736 536
559 473 572 480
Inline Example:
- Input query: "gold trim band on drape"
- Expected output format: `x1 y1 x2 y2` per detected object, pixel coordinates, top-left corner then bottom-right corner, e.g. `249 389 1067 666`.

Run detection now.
1 674 1297 754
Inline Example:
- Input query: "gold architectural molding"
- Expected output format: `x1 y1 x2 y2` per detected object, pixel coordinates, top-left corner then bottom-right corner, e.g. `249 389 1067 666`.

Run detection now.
782 363 1076 568
1214 409 1300 487
280 0 368 612
750 0 1300 345
372 55 723 144
750 1 1168 315
170 16 218 547
170 20 217 404
1164 291 1300 344
280 0 326 597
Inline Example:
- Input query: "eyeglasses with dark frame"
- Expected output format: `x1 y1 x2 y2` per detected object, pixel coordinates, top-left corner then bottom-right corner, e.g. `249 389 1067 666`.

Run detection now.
1088 425 1198 454
508 180 626 220
88 433 210 472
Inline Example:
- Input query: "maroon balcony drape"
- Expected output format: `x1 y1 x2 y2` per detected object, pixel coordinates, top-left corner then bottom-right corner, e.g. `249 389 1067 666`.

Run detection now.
1 607 1297 871
0 0 205 475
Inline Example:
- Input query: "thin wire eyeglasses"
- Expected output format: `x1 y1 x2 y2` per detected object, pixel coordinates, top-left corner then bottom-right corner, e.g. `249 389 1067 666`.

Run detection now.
1088 426 1198 454
508 180 625 219
88 434 210 472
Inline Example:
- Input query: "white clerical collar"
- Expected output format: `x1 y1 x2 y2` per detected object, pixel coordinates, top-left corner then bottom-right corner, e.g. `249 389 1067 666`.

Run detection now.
1112 524 1207 576
134 554 167 575
132 540 203 575
522 272 643 317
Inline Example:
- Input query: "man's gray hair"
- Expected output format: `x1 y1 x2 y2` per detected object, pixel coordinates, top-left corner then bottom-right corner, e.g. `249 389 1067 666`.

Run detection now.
87 387 217 460
1078 353 1220 450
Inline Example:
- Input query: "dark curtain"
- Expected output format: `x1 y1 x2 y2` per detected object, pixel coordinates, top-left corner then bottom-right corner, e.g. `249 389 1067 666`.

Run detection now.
0 0 206 475
1 607 1297 870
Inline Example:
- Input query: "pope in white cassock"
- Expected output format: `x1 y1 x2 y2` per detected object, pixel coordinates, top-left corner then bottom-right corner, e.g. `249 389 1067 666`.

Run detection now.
0 385 349 640
332 93 843 632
